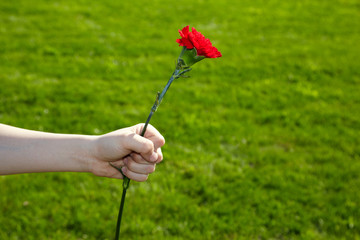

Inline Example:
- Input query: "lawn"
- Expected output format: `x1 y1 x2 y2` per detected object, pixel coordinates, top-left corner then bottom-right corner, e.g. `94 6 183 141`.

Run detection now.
0 0 359 239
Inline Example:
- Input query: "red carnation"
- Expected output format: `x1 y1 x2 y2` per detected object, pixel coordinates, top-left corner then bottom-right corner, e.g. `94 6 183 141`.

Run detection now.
176 26 222 58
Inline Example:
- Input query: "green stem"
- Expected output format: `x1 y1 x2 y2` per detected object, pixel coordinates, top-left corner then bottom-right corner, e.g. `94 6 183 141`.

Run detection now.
112 59 191 240
114 186 127 239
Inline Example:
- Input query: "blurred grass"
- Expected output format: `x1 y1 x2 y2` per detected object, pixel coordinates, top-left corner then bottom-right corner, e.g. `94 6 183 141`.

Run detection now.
0 0 360 239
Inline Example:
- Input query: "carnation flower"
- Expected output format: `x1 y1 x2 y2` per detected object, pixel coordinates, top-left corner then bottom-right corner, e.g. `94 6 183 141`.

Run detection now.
176 25 222 58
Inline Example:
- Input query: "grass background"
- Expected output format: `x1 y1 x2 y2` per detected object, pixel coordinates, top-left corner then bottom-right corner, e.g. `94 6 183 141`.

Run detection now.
0 0 359 239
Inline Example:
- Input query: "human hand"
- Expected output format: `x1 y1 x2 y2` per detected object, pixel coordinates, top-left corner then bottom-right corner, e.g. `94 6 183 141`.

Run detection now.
89 124 165 181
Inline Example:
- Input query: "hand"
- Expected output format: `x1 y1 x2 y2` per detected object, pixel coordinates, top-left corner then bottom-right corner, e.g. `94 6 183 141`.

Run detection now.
89 124 165 181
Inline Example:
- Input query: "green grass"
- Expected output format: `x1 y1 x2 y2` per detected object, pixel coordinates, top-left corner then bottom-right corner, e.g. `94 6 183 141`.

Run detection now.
1 0 360 239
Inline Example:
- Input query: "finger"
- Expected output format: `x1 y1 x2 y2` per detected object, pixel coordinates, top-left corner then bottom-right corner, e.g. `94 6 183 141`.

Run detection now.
123 133 156 162
129 153 149 164
124 157 156 174
143 124 166 149
156 148 163 163
130 151 160 165
122 166 150 182
109 159 126 168
133 123 165 149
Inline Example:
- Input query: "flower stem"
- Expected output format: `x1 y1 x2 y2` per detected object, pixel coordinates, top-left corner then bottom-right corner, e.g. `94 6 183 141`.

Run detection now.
112 57 191 240
114 185 127 240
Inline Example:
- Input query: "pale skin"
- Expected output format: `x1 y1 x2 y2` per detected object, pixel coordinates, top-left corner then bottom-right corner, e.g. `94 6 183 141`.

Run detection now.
0 123 165 182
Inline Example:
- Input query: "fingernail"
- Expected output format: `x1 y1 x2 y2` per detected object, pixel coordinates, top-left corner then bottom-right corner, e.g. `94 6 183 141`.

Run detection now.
150 152 158 162
121 167 127 173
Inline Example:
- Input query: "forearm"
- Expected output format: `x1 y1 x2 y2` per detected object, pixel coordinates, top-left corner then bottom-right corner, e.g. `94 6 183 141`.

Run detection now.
0 124 94 175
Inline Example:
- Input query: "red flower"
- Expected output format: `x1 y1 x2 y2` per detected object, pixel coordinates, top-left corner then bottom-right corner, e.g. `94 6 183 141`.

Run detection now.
176 26 222 58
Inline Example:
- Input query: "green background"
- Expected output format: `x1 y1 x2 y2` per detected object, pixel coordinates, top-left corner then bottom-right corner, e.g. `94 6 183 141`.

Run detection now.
1 0 359 239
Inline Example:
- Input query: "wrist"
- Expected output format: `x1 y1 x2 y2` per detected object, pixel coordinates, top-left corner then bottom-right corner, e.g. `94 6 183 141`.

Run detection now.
73 135 98 173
